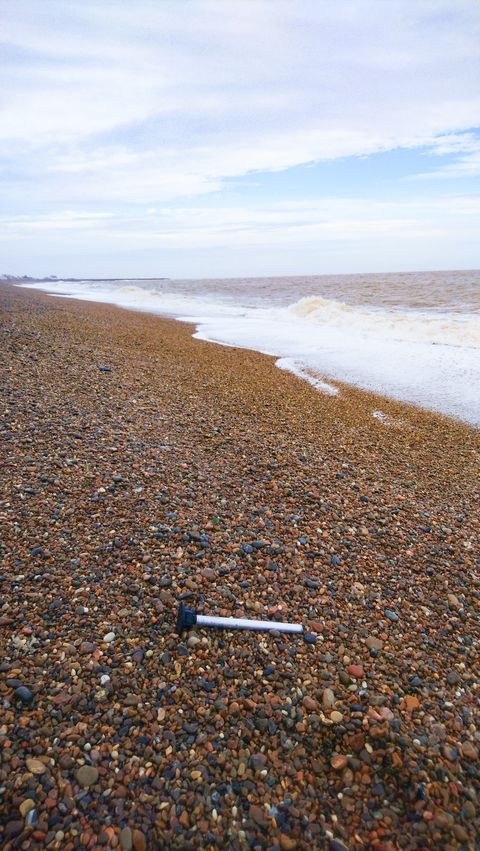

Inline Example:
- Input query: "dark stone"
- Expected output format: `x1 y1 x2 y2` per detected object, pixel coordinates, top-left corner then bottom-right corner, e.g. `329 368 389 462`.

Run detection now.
385 609 399 622
5 821 24 838
14 685 34 705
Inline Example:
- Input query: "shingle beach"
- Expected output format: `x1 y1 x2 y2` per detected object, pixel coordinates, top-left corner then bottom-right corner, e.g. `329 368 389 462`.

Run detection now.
1 284 479 850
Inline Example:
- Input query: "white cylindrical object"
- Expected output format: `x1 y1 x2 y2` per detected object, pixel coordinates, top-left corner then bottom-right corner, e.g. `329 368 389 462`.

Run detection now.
196 614 303 633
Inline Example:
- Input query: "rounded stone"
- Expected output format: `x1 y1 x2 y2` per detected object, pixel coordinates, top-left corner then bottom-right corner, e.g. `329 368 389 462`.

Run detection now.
14 686 34 705
120 826 133 850
26 758 48 775
347 664 365 678
366 636 383 650
384 609 399 622
19 799 35 817
76 765 99 787
322 688 335 709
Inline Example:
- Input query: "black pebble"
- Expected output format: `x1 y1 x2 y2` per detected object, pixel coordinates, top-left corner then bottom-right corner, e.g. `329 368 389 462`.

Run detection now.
14 686 34 705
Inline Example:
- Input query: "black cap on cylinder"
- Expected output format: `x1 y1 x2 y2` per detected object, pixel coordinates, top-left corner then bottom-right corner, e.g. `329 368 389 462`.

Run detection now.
176 603 197 635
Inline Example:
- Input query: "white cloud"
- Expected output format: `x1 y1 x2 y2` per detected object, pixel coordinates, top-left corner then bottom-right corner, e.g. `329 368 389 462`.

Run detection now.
2 194 479 277
1 0 480 273
410 132 480 179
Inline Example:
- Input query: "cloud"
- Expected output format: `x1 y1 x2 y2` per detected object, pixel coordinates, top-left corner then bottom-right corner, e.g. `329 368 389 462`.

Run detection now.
0 194 480 268
1 0 480 273
2 2 480 167
410 132 480 179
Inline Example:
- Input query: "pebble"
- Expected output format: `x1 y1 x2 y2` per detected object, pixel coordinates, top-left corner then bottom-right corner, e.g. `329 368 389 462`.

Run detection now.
26 758 48 775
202 567 215 580
103 631 115 642
19 799 35 817
461 741 478 760
120 827 133 850
347 664 364 678
132 829 147 851
76 765 99 787
14 685 33 705
384 609 399 622
322 688 335 709
365 636 383 651
279 835 297 850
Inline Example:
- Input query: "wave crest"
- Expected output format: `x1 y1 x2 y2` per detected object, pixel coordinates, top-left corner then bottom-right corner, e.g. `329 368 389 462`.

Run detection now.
288 296 480 348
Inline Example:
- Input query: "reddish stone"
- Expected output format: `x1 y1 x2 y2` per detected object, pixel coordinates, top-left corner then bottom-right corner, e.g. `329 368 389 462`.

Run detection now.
347 664 365 678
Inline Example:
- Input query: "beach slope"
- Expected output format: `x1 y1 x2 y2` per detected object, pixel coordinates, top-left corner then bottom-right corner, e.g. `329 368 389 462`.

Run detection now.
1 284 479 850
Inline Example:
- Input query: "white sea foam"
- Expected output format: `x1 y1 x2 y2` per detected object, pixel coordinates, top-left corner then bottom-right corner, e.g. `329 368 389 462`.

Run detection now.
289 295 480 348
275 358 339 395
18 276 480 426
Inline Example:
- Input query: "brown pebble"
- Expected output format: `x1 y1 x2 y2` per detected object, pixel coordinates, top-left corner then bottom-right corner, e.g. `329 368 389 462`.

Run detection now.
19 799 35 817
452 824 469 843
366 636 383 650
347 664 365 678
132 829 147 851
279 835 297 850
202 568 215 580
322 688 335 709
461 741 478 760
179 810 189 828
26 758 48 775
76 765 99 787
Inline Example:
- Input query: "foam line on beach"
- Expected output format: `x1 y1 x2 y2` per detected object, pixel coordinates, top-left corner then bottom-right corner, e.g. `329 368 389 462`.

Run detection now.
17 279 480 426
275 357 339 395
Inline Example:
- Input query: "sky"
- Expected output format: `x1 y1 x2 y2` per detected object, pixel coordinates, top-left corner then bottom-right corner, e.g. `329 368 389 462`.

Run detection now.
1 0 480 279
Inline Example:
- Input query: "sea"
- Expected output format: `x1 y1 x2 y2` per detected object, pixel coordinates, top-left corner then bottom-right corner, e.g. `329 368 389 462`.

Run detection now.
20 270 480 427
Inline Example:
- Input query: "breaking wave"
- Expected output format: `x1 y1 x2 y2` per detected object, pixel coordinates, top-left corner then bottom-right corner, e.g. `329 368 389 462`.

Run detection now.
288 296 480 348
